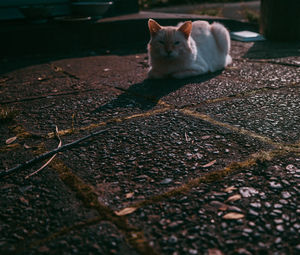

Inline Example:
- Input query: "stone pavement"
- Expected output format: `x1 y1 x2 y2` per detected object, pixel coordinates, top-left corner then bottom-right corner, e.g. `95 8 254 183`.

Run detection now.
1 19 300 255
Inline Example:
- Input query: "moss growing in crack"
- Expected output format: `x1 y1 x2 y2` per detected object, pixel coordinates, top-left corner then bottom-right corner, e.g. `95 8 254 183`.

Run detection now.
134 149 285 209
48 159 158 255
0 107 17 123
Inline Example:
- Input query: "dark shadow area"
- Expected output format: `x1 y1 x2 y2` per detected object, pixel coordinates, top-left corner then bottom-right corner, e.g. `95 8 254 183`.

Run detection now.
243 41 300 59
94 71 221 111
0 13 257 75
0 46 147 76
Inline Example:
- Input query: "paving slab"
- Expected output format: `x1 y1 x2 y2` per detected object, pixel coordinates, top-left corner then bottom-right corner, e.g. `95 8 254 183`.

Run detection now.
30 221 138 255
55 111 273 210
128 153 300 255
1 15 300 255
0 160 98 254
200 86 300 143
46 42 299 109
11 85 161 135
243 41 300 64
0 62 81 103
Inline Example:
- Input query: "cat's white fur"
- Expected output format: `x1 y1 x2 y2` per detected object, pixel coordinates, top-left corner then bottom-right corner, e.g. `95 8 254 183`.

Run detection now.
147 19 232 79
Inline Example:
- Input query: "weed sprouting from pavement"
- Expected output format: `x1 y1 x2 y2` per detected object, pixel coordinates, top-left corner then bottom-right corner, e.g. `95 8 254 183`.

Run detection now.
0 107 17 123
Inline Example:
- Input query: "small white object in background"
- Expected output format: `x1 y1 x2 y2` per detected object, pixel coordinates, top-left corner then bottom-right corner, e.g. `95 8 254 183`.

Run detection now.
230 31 265 42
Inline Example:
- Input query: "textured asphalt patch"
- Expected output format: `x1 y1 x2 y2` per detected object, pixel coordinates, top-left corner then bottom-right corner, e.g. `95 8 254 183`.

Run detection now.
56 111 272 210
12 86 163 135
127 153 300 255
200 86 300 143
30 221 138 255
0 163 98 254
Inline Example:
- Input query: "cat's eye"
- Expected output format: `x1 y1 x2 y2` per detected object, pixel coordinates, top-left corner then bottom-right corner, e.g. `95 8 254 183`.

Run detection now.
174 41 180 45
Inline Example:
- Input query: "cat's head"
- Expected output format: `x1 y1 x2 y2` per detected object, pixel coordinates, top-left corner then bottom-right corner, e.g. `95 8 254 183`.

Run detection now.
148 19 192 59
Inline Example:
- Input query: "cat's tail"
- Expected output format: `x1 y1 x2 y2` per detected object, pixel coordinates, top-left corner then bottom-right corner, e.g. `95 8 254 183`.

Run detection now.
211 22 231 55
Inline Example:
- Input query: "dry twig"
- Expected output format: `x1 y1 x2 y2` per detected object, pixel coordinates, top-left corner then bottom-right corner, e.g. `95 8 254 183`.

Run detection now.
0 129 107 179
25 126 62 179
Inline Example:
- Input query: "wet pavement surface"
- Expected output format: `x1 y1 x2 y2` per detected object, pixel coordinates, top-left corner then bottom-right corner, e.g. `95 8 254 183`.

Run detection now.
1 25 300 255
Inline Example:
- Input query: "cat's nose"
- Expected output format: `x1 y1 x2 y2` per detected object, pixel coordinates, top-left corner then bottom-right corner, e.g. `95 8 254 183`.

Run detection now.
166 50 172 56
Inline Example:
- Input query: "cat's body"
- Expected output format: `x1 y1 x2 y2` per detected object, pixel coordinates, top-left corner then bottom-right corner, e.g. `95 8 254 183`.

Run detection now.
147 19 232 79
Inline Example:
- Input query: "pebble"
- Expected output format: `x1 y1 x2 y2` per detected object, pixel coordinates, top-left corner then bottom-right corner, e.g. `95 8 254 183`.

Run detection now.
274 219 283 224
161 178 173 184
188 249 198 255
250 202 261 209
243 228 253 234
276 225 284 232
264 202 272 208
239 187 259 198
269 181 282 189
286 164 296 172
221 222 227 229
273 209 283 215
265 223 272 230
294 223 300 229
275 237 282 244
168 235 178 244
279 199 288 205
282 214 290 221
248 221 255 227
274 203 283 209
168 221 183 229
281 191 291 199
228 206 242 212
235 248 252 255
249 209 259 217
282 180 290 186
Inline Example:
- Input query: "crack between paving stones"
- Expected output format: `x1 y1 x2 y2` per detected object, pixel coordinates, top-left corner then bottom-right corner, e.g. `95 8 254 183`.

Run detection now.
180 82 300 110
47 107 171 138
0 88 110 105
234 58 300 68
50 64 81 80
37 158 159 255
130 148 287 209
179 109 279 147
4 108 300 254
4 125 159 255
178 108 300 153
16 216 104 254
0 107 171 154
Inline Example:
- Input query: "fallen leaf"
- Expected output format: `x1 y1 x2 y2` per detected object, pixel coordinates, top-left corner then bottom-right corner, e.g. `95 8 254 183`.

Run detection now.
115 207 137 216
202 160 217 168
53 66 63 72
23 143 31 149
125 192 134 199
185 132 191 142
201 135 210 140
226 194 242 203
19 196 29 206
224 186 237 193
219 204 228 211
223 212 244 220
208 248 224 255
6 136 17 144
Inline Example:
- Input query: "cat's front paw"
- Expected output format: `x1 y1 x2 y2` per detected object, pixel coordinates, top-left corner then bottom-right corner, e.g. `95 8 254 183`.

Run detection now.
148 69 164 79
171 70 204 79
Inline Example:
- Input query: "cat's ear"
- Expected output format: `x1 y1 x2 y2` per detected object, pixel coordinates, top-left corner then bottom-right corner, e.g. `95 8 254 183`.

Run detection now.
178 21 192 39
148 19 162 36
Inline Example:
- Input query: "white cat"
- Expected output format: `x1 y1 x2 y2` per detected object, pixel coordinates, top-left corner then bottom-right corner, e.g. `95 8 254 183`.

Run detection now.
147 19 232 79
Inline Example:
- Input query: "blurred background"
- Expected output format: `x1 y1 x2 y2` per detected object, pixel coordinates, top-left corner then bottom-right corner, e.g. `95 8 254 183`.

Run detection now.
0 0 260 23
